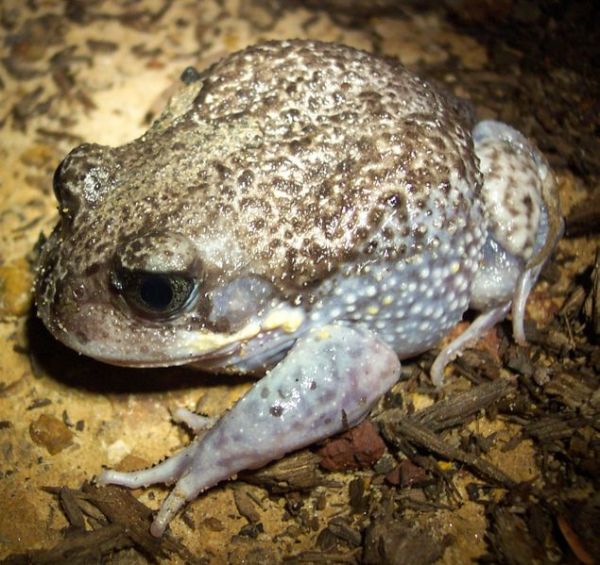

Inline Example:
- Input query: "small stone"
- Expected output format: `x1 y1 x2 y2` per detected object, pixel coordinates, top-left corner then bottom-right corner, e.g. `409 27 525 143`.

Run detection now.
0 258 33 317
29 414 74 455
317 420 386 471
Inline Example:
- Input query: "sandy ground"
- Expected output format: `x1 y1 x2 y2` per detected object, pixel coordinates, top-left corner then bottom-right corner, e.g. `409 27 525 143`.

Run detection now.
0 1 597 563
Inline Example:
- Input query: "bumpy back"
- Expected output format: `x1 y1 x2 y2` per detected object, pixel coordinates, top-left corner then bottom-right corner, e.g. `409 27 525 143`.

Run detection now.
53 41 484 295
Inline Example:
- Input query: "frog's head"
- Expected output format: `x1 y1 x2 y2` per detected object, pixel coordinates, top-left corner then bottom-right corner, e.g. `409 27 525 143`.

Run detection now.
35 143 292 368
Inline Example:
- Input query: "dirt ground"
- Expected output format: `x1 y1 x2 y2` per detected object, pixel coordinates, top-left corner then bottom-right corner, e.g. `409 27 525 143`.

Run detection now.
0 1 598 563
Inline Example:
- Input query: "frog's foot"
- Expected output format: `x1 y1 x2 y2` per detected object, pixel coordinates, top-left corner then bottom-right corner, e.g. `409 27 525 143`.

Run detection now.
97 409 216 490
98 442 197 489
99 324 401 536
511 209 564 345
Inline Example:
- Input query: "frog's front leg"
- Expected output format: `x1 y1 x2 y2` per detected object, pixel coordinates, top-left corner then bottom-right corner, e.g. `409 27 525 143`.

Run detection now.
98 324 401 536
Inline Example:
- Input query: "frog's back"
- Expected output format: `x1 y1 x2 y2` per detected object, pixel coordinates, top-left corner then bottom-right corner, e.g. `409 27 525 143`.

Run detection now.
177 41 486 357
191 41 482 285
102 40 485 294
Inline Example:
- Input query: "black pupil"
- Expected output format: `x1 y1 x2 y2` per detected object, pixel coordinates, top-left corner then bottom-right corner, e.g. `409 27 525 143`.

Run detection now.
139 275 173 310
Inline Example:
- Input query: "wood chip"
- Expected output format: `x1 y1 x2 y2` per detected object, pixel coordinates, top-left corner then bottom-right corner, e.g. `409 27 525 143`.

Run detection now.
583 248 600 337
241 450 329 493
412 378 516 432
22 484 202 563
363 506 446 565
381 416 515 487
233 486 261 524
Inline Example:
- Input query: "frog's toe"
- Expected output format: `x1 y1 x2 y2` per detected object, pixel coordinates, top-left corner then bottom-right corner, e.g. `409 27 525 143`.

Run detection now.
430 303 510 387
98 441 198 489
171 407 217 432
511 213 564 345
98 408 215 489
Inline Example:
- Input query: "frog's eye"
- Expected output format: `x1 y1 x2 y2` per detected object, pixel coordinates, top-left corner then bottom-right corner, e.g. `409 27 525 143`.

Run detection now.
112 271 198 320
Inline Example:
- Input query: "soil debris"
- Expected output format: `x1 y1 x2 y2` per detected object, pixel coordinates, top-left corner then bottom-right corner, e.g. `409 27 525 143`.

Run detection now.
1 484 199 564
362 502 447 565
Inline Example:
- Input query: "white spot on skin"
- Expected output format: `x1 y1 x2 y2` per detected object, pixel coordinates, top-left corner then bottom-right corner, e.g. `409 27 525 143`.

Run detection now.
410 303 423 316
343 293 357 305
365 286 378 298
432 267 444 280
329 307 342 319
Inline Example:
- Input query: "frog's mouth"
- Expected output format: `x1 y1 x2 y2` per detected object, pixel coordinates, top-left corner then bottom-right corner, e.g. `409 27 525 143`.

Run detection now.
38 292 303 373
42 316 264 370
102 324 263 369
89 340 245 369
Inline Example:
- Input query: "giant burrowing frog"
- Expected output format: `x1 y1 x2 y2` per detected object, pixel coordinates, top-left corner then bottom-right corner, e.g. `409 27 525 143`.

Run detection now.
35 40 563 536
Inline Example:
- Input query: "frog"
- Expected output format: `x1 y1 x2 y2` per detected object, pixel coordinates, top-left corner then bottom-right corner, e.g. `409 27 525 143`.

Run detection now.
35 40 563 537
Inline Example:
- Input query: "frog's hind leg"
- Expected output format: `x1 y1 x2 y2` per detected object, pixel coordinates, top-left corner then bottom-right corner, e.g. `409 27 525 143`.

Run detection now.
472 120 564 337
430 120 563 386
100 324 401 536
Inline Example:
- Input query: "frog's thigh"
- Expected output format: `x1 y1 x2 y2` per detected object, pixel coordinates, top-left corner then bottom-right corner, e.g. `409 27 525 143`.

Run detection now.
473 119 548 261
472 119 548 307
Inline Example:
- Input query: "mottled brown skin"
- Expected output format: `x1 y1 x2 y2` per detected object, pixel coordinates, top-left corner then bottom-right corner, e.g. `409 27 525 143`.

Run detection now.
53 43 479 285
37 40 484 364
